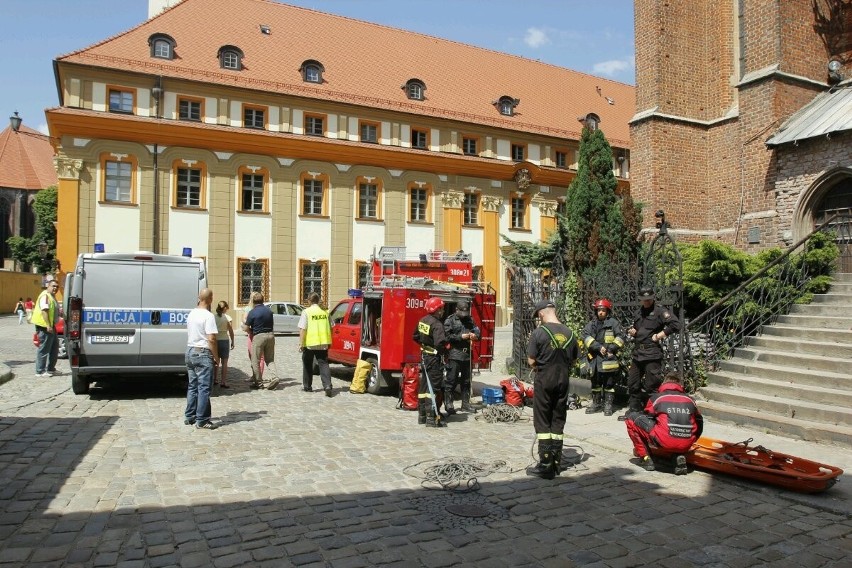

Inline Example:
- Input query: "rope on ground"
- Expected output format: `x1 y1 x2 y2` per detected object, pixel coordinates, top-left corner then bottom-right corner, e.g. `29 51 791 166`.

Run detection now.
528 436 587 473
474 403 531 424
403 456 514 492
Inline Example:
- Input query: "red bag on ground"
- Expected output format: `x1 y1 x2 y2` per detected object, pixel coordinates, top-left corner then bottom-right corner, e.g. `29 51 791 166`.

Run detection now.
398 363 419 410
501 378 526 407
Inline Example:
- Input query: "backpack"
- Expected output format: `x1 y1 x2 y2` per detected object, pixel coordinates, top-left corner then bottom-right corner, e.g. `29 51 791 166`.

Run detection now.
397 363 419 410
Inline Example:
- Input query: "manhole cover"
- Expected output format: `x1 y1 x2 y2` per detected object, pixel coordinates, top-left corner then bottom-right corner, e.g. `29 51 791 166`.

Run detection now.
445 504 490 518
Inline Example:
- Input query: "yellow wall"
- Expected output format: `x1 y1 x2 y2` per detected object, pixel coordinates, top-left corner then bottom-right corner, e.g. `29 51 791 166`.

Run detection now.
0 271 51 314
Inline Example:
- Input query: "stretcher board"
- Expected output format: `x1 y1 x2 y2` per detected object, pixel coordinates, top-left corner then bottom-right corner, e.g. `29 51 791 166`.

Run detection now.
685 437 843 494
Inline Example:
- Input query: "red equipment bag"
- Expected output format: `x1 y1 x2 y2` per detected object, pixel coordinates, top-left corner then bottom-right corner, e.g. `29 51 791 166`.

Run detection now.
500 377 527 407
398 363 420 410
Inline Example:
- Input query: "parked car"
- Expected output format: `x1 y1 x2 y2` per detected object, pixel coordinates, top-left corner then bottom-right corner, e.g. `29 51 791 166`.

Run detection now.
33 317 67 359
266 301 304 334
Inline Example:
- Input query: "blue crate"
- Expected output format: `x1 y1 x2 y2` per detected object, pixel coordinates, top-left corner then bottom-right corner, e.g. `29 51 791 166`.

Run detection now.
481 387 505 405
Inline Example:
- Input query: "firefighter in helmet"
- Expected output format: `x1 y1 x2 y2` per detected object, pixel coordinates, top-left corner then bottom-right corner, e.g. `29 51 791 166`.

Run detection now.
413 296 449 427
582 298 625 416
443 301 481 414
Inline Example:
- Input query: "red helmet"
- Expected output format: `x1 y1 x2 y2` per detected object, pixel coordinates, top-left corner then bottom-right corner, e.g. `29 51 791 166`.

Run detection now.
425 297 445 314
593 298 613 311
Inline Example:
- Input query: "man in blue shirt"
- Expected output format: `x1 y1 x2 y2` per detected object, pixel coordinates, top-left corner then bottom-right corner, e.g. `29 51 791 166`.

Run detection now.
241 291 279 390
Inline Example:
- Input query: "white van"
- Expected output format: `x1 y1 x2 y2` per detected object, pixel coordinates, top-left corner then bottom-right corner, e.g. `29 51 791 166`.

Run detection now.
64 252 207 394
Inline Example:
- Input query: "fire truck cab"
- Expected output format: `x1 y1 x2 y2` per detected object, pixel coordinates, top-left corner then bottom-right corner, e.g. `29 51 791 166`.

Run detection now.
327 247 495 394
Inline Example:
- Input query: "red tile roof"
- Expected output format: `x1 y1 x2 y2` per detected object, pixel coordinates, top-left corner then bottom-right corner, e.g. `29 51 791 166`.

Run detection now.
0 124 58 190
57 0 634 147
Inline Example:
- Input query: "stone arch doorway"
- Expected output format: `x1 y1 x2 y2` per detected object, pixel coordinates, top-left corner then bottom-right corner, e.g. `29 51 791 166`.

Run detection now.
800 169 852 272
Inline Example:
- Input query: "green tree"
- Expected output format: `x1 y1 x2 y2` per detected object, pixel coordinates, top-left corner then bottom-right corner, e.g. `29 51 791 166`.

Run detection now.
7 186 57 273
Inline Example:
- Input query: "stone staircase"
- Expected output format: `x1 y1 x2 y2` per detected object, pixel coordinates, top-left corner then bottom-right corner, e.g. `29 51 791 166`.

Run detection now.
697 272 852 448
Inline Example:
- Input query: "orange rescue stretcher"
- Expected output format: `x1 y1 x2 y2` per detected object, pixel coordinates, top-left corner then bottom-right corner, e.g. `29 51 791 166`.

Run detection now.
684 437 844 494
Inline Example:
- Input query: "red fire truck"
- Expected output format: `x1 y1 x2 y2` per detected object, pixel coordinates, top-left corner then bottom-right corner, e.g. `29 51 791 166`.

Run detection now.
327 247 496 394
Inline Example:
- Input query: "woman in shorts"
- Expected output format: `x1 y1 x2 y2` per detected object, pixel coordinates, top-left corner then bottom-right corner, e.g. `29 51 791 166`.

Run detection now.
214 301 235 388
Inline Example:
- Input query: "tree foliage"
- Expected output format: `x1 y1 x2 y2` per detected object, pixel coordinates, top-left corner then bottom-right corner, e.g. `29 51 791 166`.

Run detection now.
6 186 58 273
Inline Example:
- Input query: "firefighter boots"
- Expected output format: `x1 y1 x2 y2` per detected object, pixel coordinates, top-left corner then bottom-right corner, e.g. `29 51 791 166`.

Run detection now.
585 389 602 414
551 439 564 475
418 401 427 425
443 389 457 415
526 440 555 480
674 454 688 475
603 390 615 416
460 385 475 412
425 401 446 427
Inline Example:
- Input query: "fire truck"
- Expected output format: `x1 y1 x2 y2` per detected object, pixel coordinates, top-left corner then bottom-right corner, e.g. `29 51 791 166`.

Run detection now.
327 247 496 394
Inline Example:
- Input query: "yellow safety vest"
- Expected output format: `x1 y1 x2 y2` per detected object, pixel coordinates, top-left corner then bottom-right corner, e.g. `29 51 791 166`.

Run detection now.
304 304 331 348
30 290 57 327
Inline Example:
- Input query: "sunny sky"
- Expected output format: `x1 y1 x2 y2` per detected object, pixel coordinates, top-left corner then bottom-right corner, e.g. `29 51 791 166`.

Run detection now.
0 0 635 135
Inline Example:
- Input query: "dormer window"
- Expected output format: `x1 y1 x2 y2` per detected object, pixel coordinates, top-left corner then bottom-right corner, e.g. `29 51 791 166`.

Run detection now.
300 60 325 83
148 33 176 60
218 45 244 71
495 95 519 116
403 79 426 101
582 113 600 131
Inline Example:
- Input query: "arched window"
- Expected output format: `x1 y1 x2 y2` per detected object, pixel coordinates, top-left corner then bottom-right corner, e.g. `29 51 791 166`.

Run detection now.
148 33 176 60
218 45 244 70
403 79 426 101
300 60 325 83
495 95 519 116
583 113 601 131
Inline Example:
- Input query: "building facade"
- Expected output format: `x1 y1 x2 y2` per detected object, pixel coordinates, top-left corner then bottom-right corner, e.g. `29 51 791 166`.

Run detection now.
47 0 634 323
632 0 852 256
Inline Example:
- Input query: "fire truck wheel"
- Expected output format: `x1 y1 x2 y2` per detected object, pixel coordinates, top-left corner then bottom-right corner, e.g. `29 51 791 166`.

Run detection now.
365 357 383 395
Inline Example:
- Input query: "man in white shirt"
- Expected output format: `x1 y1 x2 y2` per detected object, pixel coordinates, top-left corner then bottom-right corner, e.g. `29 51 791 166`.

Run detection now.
184 288 219 429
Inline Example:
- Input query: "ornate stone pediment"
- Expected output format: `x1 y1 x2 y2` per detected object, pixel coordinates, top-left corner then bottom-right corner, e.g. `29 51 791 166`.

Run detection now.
441 190 464 209
514 168 532 191
54 155 83 180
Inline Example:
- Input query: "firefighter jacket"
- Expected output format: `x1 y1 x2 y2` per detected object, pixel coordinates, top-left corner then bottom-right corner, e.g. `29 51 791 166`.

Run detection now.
630 302 680 362
413 314 449 357
582 316 625 374
637 381 703 453
443 313 480 361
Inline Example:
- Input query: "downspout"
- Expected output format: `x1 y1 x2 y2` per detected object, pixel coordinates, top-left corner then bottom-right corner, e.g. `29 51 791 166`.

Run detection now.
152 77 163 253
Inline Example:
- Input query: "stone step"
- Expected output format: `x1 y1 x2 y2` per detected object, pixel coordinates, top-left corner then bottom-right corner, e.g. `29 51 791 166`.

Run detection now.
812 292 852 304
717 359 852 390
694 399 852 448
731 347 851 374
760 324 852 343
698 385 852 427
788 303 852 316
775 314 852 329
707 371 852 406
745 335 852 359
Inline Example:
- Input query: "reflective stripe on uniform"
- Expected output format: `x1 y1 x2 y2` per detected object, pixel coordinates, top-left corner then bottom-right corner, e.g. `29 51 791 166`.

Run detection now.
584 335 596 348
551 433 564 441
537 432 553 440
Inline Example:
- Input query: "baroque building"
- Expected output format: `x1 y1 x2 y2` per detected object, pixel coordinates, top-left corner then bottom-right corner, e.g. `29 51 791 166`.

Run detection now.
632 0 852 266
47 0 634 322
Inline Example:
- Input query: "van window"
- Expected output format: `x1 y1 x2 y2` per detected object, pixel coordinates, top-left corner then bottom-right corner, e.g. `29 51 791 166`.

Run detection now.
348 302 363 325
329 302 349 325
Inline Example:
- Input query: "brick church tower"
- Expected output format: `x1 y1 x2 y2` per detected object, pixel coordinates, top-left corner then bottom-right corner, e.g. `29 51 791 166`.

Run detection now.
631 0 852 253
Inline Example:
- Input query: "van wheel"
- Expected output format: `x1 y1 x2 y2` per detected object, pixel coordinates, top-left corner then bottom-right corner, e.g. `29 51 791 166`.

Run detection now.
365 357 383 395
71 370 89 395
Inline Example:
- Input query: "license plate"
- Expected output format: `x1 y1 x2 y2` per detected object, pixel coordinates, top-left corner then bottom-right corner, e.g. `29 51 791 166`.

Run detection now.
91 335 130 344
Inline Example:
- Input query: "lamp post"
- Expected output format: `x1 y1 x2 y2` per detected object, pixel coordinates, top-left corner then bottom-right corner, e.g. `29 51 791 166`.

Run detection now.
38 240 50 286
9 111 21 132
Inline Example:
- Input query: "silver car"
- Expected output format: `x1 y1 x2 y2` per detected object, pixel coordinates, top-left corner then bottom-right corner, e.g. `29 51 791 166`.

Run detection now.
267 301 304 334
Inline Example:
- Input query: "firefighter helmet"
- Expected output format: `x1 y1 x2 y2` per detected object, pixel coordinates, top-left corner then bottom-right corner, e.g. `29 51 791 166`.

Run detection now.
593 298 613 311
425 297 445 314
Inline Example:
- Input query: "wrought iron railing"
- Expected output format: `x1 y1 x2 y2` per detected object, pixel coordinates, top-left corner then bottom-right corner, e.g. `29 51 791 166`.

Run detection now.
682 214 849 391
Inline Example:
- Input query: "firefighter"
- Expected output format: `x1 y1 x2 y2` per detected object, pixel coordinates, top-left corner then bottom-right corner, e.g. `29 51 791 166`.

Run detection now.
443 301 481 414
582 298 625 416
526 300 580 479
413 297 449 427
619 287 680 421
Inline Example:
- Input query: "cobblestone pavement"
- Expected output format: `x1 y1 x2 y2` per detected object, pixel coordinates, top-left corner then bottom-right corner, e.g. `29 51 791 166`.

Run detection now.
0 317 850 567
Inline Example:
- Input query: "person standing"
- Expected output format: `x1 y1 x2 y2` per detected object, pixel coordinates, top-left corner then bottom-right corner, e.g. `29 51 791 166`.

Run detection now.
213 301 235 388
443 301 480 413
14 298 25 325
526 300 579 479
582 298 625 416
242 294 265 378
298 292 333 397
625 371 703 474
413 297 449 427
24 297 34 322
31 280 61 377
242 291 279 390
184 288 219 429
619 287 680 421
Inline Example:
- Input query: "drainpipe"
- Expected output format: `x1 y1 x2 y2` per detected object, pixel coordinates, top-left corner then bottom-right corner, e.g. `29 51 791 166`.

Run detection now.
151 78 163 253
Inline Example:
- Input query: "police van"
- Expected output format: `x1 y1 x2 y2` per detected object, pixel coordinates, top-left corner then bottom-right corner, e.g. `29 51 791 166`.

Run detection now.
64 251 207 394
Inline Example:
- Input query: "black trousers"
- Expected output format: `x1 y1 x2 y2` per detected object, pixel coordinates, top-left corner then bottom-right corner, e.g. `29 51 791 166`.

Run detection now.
532 366 570 435
418 354 444 398
302 348 331 390
626 359 662 411
445 358 471 392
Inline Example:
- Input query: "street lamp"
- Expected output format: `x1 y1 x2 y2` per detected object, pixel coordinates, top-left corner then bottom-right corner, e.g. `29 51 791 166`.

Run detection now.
9 111 21 132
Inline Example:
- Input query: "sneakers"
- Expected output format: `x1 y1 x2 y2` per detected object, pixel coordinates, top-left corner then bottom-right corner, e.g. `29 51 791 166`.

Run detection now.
48 370 65 376
325 387 333 398
35 372 51 378
195 421 217 430
265 378 280 390
674 454 688 475
183 419 195 426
